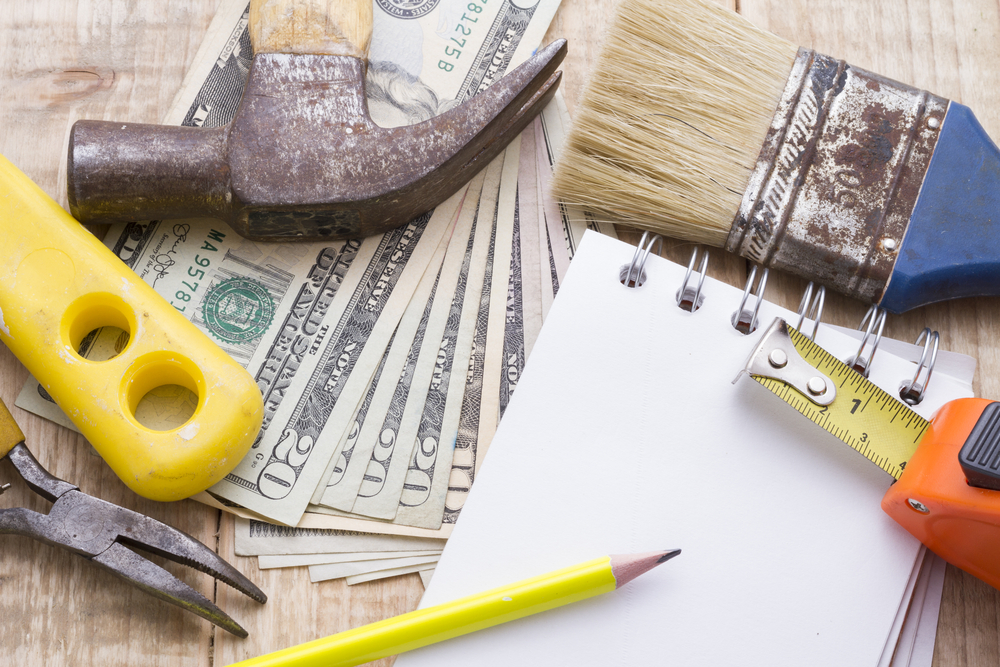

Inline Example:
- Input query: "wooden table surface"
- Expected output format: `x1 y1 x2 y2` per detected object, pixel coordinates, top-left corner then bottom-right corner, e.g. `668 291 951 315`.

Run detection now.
1 0 998 664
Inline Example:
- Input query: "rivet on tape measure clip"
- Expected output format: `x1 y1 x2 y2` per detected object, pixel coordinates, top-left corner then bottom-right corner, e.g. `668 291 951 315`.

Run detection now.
734 318 835 406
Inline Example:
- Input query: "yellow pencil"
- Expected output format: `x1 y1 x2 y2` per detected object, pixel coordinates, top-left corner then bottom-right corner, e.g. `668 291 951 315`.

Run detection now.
229 549 681 667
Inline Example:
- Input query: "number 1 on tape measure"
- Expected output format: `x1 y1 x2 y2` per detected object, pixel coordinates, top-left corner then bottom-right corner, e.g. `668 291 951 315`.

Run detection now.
744 319 927 479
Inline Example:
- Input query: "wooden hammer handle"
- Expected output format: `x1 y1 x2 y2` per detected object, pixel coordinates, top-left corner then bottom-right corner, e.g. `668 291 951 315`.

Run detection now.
250 0 372 58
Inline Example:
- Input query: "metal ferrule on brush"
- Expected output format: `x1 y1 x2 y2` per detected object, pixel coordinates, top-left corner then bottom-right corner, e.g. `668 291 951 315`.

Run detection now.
726 48 949 304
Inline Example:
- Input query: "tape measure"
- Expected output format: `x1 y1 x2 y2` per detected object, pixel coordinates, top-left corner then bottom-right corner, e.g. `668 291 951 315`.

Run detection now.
750 322 928 479
739 317 1000 594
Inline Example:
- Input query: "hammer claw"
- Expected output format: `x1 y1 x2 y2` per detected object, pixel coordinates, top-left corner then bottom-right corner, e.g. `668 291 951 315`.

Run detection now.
396 39 567 188
424 39 567 158
449 71 564 183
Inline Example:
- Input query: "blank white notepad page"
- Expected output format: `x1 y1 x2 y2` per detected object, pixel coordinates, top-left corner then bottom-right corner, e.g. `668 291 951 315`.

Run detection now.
396 232 973 667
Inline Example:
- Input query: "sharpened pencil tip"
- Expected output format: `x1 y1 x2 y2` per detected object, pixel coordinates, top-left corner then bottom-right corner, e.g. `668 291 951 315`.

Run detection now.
610 549 682 589
658 549 681 563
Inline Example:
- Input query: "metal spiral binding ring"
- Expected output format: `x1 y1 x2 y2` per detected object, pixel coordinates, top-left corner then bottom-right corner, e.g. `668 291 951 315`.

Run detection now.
899 328 939 406
794 282 826 342
676 247 709 312
848 305 887 378
731 266 769 334
619 231 663 288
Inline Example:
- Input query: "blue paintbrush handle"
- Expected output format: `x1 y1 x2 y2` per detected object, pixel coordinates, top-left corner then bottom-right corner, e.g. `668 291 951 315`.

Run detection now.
881 103 1000 313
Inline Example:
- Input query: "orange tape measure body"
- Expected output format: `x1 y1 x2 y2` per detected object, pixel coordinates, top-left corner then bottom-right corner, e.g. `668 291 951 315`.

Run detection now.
885 397 1000 590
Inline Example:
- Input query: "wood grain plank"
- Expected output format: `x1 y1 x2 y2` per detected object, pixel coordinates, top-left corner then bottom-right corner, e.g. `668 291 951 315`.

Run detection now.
1 0 999 664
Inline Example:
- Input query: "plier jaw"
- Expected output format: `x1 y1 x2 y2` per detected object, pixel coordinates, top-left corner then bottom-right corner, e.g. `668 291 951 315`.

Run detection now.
0 401 266 637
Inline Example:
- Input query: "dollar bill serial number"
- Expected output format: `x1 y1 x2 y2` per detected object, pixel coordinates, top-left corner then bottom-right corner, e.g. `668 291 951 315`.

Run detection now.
439 0 489 72
169 229 227 312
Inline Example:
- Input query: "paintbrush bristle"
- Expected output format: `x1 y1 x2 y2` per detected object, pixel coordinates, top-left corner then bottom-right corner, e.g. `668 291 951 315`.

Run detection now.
552 0 798 245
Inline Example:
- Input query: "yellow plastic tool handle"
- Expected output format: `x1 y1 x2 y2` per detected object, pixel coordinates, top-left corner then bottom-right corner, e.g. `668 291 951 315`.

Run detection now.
0 397 26 457
0 154 263 501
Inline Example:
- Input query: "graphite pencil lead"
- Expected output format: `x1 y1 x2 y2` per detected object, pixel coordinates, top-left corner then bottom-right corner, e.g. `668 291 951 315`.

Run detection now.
610 549 682 589
657 548 682 563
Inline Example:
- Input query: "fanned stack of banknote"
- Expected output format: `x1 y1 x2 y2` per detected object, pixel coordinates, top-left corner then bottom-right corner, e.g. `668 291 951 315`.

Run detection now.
16 0 615 586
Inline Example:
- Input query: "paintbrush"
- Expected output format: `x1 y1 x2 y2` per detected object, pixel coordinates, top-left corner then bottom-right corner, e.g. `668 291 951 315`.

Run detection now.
552 0 1000 313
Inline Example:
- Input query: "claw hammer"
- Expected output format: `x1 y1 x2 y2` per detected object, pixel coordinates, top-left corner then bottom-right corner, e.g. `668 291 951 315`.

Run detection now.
67 0 567 241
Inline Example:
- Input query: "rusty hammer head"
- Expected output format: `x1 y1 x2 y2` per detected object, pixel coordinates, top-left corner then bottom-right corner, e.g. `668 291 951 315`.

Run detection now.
67 36 566 242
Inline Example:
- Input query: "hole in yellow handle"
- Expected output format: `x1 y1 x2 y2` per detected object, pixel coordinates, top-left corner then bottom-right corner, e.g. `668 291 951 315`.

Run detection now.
78 326 131 361
134 384 199 431
121 352 204 433
62 293 136 362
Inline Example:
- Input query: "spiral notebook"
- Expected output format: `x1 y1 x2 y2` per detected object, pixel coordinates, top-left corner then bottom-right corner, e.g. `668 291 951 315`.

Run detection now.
396 232 974 667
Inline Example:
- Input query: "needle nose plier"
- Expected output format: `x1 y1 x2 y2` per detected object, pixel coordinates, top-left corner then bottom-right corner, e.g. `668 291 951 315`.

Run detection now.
0 397 266 636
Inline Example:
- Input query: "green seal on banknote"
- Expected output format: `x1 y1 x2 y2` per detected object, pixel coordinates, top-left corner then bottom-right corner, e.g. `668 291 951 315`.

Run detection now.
202 277 275 344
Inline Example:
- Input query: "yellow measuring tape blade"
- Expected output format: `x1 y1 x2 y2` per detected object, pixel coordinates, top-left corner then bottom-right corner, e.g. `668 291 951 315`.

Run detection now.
752 326 929 480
